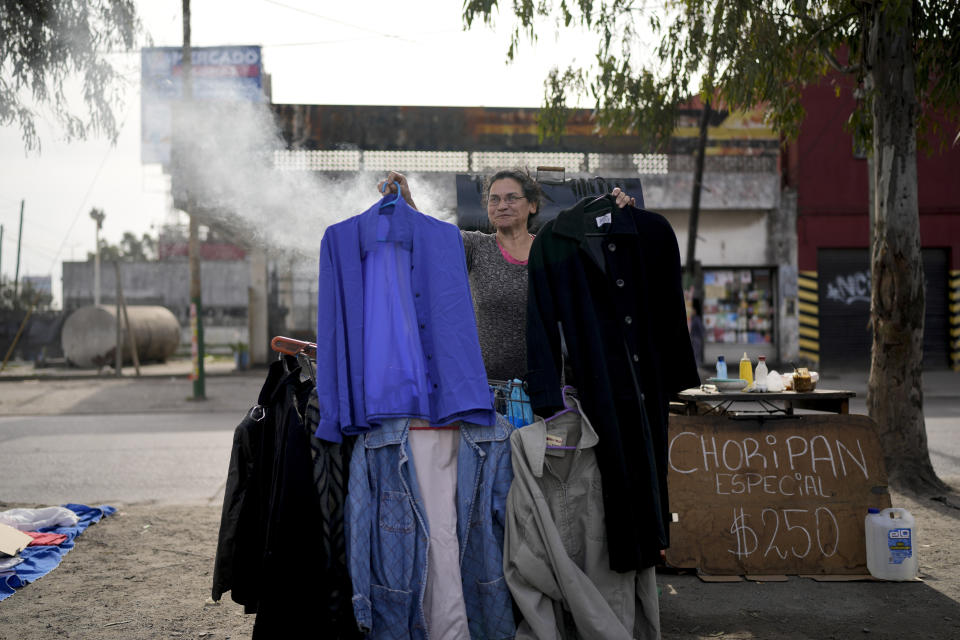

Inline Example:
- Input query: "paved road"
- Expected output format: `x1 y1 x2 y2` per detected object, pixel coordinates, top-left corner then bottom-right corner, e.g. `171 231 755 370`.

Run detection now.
0 364 956 506
0 412 238 505
0 370 265 506
825 368 960 486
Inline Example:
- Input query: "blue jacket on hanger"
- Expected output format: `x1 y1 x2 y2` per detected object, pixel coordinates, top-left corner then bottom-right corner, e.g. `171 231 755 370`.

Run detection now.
346 416 516 640
315 194 495 443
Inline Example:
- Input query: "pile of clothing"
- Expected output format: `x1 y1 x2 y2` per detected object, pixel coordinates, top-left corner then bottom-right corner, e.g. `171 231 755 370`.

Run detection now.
0 504 116 601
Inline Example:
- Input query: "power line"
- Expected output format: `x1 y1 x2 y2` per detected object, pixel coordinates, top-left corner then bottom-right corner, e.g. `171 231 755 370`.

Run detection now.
260 36 420 47
45 107 132 276
15 241 60 261
259 0 414 43
100 30 456 54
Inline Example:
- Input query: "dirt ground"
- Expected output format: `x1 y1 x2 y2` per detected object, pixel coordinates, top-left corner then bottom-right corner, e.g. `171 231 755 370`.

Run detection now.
0 502 253 640
1 488 958 640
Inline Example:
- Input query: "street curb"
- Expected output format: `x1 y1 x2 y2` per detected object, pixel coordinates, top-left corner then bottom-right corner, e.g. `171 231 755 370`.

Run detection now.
0 366 270 383
0 372 233 383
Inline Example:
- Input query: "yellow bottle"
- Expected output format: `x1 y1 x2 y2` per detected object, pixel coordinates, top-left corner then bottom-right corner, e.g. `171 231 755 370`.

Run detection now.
739 352 753 384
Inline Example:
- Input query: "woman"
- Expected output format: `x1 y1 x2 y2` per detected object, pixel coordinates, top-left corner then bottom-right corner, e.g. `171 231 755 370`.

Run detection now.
378 169 634 381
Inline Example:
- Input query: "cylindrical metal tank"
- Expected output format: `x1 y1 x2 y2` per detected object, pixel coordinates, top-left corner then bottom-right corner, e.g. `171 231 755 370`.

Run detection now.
61 305 181 368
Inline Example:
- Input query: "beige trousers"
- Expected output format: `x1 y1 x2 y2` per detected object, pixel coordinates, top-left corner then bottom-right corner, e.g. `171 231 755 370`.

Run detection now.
408 422 469 640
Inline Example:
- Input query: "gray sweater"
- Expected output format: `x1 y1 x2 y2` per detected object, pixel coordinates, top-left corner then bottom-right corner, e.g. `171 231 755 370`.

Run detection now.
462 230 529 381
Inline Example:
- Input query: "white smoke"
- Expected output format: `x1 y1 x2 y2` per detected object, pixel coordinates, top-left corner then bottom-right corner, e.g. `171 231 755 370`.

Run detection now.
170 98 455 260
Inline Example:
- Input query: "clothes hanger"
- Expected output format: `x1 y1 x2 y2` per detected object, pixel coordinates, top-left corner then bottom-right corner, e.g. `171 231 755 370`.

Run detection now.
583 193 614 215
270 335 317 360
583 179 615 215
409 422 460 431
544 385 578 450
379 180 401 213
296 351 316 385
376 181 402 241
543 386 577 423
583 193 616 237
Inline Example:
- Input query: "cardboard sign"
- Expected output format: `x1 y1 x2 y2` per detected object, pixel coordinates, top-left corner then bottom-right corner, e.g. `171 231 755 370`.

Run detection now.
665 414 891 575
0 523 33 557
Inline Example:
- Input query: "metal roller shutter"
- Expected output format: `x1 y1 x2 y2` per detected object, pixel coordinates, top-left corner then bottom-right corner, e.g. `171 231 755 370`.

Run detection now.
817 248 949 370
922 249 949 369
818 249 871 369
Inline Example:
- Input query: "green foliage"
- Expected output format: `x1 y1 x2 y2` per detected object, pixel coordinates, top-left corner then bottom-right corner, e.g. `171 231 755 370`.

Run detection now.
463 0 959 149
0 278 52 310
0 0 141 151
87 231 157 262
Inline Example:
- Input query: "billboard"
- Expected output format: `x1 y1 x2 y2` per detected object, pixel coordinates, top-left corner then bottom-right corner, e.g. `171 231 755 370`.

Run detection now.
141 45 266 166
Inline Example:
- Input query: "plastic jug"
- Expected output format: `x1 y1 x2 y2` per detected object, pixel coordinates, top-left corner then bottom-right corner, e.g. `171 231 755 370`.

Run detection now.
865 507 918 580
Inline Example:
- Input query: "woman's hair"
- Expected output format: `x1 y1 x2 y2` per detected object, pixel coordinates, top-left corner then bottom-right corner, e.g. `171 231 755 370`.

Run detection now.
482 168 544 219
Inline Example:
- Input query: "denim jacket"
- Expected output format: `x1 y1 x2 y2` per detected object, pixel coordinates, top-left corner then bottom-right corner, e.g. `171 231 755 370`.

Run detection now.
346 416 516 639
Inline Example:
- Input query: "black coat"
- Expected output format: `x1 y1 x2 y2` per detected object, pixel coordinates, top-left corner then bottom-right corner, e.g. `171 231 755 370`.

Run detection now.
526 197 700 571
212 356 360 638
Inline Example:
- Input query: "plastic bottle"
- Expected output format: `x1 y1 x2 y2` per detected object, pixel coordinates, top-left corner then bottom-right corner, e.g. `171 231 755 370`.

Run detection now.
715 355 727 379
739 352 753 385
754 356 768 392
865 507 918 581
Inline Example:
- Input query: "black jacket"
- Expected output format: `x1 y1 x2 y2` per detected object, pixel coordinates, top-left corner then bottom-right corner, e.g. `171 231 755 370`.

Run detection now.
212 357 359 638
526 197 700 571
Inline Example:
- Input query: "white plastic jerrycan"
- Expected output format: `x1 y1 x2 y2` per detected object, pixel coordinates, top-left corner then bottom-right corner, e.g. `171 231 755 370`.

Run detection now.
865 507 918 581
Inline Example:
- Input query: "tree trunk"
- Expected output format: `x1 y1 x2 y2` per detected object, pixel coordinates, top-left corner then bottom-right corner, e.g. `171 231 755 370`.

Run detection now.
866 2 949 495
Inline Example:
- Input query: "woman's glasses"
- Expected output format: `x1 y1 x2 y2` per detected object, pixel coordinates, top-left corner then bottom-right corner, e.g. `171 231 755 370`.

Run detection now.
488 193 527 206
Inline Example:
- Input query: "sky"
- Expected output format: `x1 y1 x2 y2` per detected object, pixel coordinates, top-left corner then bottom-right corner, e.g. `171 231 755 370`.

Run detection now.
0 1 656 307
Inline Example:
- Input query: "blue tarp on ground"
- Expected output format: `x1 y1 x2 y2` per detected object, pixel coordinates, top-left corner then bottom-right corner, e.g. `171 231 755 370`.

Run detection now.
0 503 116 601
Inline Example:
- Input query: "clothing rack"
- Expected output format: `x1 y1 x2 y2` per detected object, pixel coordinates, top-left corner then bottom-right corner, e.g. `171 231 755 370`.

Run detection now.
271 335 317 360
269 336 534 429
270 336 317 384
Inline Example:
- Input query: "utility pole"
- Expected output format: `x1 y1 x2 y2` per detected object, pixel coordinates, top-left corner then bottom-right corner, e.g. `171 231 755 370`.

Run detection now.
684 0 724 296
115 261 141 376
115 263 123 376
182 0 205 399
89 208 105 305
14 200 24 298
685 98 710 293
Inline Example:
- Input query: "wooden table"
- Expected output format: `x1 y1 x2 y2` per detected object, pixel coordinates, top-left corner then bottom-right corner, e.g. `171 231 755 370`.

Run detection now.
676 388 856 416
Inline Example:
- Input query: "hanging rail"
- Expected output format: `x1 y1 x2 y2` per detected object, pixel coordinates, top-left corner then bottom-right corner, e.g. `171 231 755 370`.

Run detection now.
270 335 317 359
271 337 535 429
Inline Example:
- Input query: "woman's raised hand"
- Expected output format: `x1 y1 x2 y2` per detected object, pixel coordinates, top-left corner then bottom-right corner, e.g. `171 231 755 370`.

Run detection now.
611 187 636 209
377 171 417 210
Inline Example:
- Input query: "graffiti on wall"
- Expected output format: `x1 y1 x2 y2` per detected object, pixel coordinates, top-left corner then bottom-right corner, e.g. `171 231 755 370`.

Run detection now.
825 271 871 305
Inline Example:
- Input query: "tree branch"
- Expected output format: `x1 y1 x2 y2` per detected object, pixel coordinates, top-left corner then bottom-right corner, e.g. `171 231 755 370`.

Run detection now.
821 46 862 74
780 1 863 76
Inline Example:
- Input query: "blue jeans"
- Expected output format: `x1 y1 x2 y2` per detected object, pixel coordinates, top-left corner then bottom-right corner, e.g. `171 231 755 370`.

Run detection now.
347 416 516 639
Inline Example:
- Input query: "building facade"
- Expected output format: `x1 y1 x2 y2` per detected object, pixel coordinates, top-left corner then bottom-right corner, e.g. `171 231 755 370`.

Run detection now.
784 76 960 371
272 102 794 370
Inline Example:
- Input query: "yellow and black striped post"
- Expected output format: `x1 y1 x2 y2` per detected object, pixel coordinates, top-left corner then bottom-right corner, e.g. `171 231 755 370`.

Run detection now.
950 270 960 372
798 270 819 365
